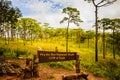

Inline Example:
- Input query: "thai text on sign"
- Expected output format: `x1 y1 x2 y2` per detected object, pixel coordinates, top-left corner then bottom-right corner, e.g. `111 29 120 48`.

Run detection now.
38 51 77 63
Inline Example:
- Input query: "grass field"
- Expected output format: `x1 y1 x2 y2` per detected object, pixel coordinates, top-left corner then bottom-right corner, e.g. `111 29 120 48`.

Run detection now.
0 38 120 80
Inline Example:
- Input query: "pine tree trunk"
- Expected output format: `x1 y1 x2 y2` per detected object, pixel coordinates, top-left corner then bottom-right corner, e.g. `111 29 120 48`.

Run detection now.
95 6 98 62
103 28 105 59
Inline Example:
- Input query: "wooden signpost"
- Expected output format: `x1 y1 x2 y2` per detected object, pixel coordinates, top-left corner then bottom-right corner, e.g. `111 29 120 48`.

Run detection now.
37 50 80 73
33 49 88 80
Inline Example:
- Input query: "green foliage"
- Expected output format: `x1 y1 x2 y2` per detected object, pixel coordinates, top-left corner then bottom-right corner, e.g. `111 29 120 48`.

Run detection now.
105 60 120 80
14 49 31 57
43 61 73 70
3 51 16 59
113 68 120 80
90 63 108 77
0 46 31 59
0 0 22 39
0 48 5 55
17 18 41 41
0 36 120 79
60 7 82 26
81 58 120 79
2 48 17 59
60 7 82 52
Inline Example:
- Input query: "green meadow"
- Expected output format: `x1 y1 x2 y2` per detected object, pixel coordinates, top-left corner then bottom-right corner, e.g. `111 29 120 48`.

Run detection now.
0 38 120 80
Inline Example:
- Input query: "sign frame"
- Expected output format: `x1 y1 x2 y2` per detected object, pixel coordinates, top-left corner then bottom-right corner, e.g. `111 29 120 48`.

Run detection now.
37 50 80 73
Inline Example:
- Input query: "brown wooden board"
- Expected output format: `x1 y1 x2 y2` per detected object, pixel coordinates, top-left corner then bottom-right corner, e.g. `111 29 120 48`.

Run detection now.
37 51 77 63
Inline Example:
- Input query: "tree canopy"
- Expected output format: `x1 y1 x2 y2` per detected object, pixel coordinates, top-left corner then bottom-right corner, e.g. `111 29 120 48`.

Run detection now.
60 7 82 52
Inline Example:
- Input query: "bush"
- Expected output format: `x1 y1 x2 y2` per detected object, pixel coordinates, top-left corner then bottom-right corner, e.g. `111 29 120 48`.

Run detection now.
113 68 120 80
105 60 120 80
82 59 120 80
14 49 30 58
0 48 5 55
0 48 30 59
3 49 17 59
43 61 73 70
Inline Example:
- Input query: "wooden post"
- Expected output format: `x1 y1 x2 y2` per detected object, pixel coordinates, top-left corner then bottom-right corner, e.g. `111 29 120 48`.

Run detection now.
62 76 66 80
62 74 88 80
37 46 42 62
55 47 58 52
76 53 80 73
33 55 39 77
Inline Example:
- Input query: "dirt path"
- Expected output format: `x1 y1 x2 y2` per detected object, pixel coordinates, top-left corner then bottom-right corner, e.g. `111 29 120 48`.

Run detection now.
38 65 108 80
0 65 108 80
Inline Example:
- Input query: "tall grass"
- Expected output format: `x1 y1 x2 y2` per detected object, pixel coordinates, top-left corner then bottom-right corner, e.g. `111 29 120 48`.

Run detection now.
0 38 120 79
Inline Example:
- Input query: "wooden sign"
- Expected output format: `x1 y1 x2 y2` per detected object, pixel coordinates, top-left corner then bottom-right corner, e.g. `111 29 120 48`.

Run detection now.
37 51 77 63
37 50 80 73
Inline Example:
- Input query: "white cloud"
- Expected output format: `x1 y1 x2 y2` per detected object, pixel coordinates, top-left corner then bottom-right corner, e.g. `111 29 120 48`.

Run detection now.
99 0 120 19
25 0 52 13
12 0 120 30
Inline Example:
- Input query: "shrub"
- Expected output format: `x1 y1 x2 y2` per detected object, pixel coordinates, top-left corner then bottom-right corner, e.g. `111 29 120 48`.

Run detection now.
14 49 30 58
105 60 120 80
3 49 17 59
43 61 73 70
114 68 120 80
0 48 5 55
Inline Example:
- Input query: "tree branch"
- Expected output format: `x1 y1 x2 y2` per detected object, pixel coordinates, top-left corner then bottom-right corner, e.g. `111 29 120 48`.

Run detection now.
98 0 117 7
92 0 96 6
97 0 105 6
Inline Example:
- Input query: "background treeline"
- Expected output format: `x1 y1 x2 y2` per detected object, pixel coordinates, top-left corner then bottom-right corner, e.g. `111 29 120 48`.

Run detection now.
0 17 120 58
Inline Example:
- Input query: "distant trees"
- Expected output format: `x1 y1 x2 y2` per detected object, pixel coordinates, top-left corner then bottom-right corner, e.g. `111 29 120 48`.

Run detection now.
0 0 22 44
85 30 95 48
17 18 41 45
109 18 120 59
98 18 111 59
84 0 117 62
55 28 66 37
8 7 22 39
98 18 120 59
68 28 85 48
42 23 53 39
60 7 82 52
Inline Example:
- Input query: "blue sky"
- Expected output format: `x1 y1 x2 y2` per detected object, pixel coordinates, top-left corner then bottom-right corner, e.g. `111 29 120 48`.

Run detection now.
11 0 120 30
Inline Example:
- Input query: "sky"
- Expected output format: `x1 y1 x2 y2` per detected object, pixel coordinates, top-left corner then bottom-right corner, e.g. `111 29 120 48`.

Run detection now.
11 0 120 30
